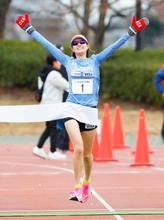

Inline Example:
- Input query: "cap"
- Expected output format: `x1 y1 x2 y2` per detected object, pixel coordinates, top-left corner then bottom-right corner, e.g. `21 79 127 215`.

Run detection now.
71 34 88 44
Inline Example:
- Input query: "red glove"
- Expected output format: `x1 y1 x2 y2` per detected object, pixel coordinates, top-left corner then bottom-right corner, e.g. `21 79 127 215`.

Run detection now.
128 16 149 36
16 13 35 34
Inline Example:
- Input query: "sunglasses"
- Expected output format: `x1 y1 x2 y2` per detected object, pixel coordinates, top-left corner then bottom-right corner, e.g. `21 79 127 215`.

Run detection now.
72 39 88 46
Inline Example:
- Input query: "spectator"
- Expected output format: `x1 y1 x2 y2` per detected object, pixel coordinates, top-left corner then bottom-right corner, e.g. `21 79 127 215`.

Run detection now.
154 64 164 141
33 53 69 159
55 44 69 154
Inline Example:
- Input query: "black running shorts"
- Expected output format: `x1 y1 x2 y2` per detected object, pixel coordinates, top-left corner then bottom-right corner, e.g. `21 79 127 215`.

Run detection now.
64 117 97 132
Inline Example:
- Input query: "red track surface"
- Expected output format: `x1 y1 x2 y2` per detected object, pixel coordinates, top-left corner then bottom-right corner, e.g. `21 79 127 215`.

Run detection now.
1 143 164 220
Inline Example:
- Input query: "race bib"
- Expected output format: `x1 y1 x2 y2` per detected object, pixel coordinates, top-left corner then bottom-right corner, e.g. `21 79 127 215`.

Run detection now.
72 79 93 94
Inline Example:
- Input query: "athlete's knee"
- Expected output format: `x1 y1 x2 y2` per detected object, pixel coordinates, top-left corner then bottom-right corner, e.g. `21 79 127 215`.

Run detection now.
74 143 84 155
83 152 92 161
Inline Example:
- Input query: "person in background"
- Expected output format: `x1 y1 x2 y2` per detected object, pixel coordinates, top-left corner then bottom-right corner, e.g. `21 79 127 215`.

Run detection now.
16 13 149 203
55 44 69 154
154 64 164 142
33 53 69 160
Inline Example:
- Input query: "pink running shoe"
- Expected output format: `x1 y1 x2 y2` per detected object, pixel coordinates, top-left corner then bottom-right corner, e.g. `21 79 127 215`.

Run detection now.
69 188 82 202
81 184 91 203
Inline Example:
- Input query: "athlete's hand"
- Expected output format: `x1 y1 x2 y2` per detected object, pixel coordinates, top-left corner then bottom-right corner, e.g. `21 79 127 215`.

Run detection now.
128 16 149 36
16 13 35 34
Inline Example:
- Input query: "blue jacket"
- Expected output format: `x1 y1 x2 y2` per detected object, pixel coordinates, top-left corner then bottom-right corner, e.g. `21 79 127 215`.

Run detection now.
154 67 164 94
31 31 130 107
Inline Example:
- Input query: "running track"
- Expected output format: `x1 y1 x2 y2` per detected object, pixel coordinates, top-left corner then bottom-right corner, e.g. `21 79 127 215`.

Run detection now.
0 144 164 220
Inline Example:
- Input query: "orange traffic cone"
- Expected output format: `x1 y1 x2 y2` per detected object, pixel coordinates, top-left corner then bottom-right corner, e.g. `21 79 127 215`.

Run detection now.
112 105 128 149
92 132 99 160
131 109 154 167
95 103 118 162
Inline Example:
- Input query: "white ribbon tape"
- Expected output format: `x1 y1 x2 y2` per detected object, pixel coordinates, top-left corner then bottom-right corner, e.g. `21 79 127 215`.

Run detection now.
0 102 98 125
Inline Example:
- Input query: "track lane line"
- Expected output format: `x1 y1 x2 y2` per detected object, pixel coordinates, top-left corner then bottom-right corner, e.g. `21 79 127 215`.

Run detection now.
0 161 124 220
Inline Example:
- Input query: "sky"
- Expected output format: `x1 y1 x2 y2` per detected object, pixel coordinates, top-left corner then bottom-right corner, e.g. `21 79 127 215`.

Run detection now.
11 0 136 12
11 0 57 17
10 0 137 22
113 0 135 7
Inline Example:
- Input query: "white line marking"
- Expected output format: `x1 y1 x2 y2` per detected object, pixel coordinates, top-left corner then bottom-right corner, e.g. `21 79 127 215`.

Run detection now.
114 161 164 172
93 170 146 174
152 167 164 172
0 171 60 176
0 161 73 173
0 208 108 212
91 188 124 220
94 186 164 190
3 160 164 219
0 161 124 220
2 207 164 212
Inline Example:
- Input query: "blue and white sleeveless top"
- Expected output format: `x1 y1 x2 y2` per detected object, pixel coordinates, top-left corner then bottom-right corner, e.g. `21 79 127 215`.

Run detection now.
31 31 130 107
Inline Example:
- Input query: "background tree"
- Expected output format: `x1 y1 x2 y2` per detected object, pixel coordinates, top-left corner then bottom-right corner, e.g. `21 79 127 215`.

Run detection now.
55 0 134 51
143 0 164 48
3 0 163 50
135 0 142 51
0 0 11 38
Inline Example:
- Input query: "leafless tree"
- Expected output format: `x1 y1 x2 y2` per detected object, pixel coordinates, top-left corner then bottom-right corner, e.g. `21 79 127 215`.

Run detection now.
54 0 134 51
144 0 164 9
134 0 164 50
0 0 11 38
136 0 142 51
